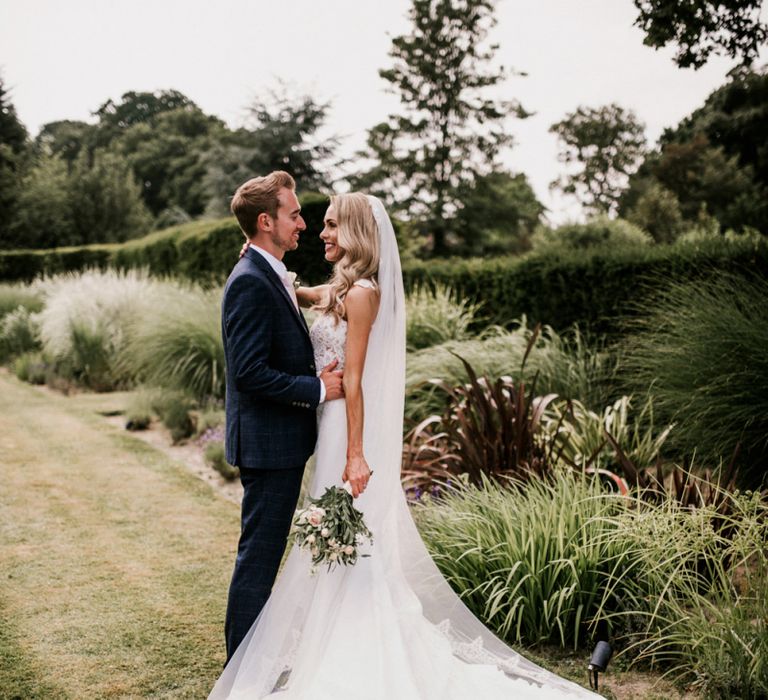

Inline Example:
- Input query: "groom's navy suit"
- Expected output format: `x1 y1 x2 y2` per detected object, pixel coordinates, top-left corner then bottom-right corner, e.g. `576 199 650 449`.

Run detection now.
221 246 321 662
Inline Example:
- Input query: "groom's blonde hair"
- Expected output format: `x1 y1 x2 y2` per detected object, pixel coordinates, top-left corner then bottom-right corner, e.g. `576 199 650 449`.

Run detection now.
231 171 296 239
317 192 380 323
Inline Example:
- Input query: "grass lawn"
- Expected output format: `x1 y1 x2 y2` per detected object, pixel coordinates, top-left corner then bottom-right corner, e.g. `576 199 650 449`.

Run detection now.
0 371 238 698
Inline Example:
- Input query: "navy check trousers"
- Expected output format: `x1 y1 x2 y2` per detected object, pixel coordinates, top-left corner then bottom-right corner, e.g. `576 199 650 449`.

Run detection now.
224 465 305 663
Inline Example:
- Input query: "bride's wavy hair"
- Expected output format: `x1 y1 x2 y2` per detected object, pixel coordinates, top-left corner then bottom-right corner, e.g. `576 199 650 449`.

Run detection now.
317 192 380 323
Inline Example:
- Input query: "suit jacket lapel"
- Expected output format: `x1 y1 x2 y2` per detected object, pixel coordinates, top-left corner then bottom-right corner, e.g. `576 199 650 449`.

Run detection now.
245 248 310 338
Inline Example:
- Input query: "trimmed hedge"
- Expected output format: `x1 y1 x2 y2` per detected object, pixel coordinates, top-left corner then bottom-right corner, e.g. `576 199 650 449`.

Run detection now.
0 193 334 286
403 236 768 336
1 201 765 339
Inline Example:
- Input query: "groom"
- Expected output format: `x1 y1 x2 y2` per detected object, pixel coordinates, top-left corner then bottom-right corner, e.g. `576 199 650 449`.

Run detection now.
221 170 343 662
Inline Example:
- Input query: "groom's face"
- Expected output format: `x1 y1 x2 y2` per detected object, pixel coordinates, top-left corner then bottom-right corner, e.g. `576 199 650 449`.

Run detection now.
266 188 306 254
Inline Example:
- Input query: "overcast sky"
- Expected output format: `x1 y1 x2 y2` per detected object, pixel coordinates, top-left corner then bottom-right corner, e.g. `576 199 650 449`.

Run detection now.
2 0 766 223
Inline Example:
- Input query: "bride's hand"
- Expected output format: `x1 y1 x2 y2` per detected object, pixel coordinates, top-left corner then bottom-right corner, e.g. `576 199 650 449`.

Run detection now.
342 456 372 498
238 241 249 259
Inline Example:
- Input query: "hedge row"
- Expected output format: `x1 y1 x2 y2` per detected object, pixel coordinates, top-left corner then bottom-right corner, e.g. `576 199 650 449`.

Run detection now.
403 237 768 336
2 197 765 338
0 194 334 286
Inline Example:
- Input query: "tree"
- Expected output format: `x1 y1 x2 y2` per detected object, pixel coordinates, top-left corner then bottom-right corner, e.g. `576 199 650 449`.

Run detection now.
661 67 768 188
9 150 151 248
0 77 29 248
352 0 527 255
113 106 225 217
623 133 765 233
633 0 768 69
92 89 196 148
203 87 336 216
550 104 646 215
621 68 768 235
34 120 95 166
624 181 685 243
453 171 543 255
6 154 73 248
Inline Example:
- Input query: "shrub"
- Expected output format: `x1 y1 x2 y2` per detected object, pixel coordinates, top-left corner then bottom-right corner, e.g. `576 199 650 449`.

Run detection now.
13 351 48 384
0 306 40 362
405 320 615 422
124 387 162 431
531 217 652 252
405 283 482 350
415 470 627 648
599 490 768 698
622 272 768 489
203 441 239 481
404 351 560 489
154 390 196 444
541 395 674 473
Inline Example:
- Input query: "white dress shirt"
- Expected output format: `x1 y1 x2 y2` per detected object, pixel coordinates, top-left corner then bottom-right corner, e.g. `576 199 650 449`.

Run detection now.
248 244 325 403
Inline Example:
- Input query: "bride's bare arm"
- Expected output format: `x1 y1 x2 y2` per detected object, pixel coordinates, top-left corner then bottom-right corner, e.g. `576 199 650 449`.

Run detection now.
296 284 329 308
341 285 380 498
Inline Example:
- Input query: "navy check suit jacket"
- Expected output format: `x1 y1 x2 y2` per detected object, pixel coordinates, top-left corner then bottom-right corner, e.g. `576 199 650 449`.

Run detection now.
222 247 321 469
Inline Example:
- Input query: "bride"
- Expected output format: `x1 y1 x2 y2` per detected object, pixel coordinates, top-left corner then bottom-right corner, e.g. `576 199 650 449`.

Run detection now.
209 194 599 699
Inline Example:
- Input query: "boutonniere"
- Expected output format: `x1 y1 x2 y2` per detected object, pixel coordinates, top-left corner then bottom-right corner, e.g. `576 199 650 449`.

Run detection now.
286 271 301 290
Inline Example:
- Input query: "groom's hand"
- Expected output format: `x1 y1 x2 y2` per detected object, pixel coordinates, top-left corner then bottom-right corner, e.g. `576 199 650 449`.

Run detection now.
319 359 344 401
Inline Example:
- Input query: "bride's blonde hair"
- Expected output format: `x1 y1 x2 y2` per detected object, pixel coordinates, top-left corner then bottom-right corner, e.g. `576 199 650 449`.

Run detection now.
318 192 380 323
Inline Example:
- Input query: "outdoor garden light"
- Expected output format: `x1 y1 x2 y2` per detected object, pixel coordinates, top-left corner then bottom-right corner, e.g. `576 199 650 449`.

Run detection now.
587 640 612 691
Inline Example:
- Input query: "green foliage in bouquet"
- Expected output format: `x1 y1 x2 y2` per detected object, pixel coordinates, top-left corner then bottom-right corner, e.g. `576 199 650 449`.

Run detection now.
292 486 373 574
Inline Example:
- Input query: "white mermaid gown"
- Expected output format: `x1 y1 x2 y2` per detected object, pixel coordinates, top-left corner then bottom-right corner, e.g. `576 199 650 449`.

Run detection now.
208 278 599 700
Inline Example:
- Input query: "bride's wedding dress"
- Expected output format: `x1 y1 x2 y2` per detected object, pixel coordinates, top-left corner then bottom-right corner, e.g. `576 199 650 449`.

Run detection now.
209 198 599 699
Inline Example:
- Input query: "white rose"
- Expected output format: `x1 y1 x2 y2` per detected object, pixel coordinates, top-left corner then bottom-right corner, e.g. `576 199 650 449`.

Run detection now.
329 552 338 561
328 538 336 547
306 534 316 544
311 547 319 557
344 545 354 556
321 528 330 537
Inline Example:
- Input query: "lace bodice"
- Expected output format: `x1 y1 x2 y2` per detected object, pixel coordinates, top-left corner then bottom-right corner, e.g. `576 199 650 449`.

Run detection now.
309 279 376 373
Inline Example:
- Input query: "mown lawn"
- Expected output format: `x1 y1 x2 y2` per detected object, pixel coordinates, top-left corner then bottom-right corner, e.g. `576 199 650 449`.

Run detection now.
0 372 238 698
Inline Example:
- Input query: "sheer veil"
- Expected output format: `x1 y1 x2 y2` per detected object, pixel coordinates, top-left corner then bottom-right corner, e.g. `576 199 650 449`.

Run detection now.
362 196 595 697
209 196 597 699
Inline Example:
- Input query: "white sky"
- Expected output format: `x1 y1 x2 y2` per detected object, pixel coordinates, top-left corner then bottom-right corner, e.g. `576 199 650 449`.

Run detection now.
2 0 766 223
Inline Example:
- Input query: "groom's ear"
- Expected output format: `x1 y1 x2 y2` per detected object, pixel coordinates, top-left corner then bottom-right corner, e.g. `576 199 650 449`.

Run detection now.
257 211 272 233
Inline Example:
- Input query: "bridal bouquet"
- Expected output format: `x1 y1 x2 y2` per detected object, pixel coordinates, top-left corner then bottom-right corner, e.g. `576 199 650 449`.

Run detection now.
292 486 373 574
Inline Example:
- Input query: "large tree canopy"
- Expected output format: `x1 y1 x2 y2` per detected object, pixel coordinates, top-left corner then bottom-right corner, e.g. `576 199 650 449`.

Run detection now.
203 87 336 217
621 68 768 235
633 0 768 69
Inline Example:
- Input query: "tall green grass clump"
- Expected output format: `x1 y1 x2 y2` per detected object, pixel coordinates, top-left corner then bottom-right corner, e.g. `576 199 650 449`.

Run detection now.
599 490 768 698
405 320 615 422
415 470 627 648
405 283 482 350
120 286 224 402
622 272 768 489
